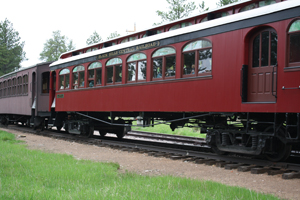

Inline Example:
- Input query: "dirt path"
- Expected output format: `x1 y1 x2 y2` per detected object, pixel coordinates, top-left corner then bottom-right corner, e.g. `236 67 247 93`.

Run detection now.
3 128 300 200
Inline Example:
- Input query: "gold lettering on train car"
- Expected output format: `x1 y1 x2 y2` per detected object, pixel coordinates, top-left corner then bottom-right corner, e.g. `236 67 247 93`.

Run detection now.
97 41 160 60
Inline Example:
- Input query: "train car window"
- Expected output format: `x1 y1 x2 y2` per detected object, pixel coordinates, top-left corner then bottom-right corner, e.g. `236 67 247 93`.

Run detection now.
170 22 193 31
259 0 276 7
23 75 28 94
169 24 180 31
42 72 50 93
182 40 212 76
72 65 85 89
7 79 11 96
106 58 122 84
201 17 208 23
3 81 6 97
88 62 102 87
12 78 16 95
127 53 147 82
121 37 136 44
215 12 229 19
287 20 300 68
59 68 70 90
152 47 176 79
17 76 22 95
240 3 256 12
86 47 98 53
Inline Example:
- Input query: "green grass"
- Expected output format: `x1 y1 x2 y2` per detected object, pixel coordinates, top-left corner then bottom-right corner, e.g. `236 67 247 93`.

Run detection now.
0 130 280 200
132 121 206 138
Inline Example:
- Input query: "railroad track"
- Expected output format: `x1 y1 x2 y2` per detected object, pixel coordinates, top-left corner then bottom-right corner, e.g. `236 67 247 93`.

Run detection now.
3 125 300 180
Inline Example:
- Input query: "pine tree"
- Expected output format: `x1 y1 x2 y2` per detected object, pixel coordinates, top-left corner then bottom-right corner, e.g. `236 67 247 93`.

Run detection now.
156 0 196 23
40 30 75 62
86 31 103 45
0 18 26 76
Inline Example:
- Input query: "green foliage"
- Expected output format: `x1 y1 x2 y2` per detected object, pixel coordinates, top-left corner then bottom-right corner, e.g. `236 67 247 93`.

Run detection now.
39 30 75 62
86 31 103 45
199 1 209 13
156 0 196 23
132 121 206 138
0 130 280 200
107 31 120 40
217 0 239 7
0 18 26 76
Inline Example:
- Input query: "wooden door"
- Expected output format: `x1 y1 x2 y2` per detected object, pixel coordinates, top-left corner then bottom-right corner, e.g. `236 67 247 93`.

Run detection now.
248 29 277 102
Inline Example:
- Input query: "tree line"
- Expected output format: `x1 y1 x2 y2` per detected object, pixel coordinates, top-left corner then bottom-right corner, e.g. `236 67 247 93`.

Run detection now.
0 0 238 75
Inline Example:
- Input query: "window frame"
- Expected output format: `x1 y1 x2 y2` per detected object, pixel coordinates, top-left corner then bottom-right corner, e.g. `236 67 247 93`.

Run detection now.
152 47 176 80
17 76 22 95
286 19 300 69
23 75 28 95
127 53 147 83
59 68 70 90
182 39 213 78
106 58 123 85
72 65 85 89
88 62 102 87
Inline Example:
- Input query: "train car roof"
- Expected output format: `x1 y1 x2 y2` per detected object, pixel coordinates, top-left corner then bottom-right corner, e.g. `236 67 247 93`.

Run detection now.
0 61 52 79
58 0 254 57
50 0 299 70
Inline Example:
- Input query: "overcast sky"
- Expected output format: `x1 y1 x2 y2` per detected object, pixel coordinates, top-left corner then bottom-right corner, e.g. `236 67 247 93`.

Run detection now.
0 0 219 68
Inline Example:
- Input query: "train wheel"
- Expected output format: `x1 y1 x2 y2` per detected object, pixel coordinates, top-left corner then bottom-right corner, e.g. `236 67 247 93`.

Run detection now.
56 125 62 131
87 126 94 138
264 126 292 162
99 131 107 137
211 145 228 155
116 127 126 139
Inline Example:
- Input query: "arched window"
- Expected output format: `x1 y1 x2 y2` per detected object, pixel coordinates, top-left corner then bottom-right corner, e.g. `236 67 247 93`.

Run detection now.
88 62 102 87
287 19 300 68
73 65 85 89
127 53 147 82
182 40 212 76
106 58 122 84
59 68 70 90
152 47 176 79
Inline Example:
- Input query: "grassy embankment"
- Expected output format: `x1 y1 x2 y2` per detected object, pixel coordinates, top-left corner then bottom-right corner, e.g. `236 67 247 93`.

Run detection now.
0 130 279 199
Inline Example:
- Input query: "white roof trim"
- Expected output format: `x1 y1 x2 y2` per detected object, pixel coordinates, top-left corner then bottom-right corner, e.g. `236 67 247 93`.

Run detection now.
50 0 300 68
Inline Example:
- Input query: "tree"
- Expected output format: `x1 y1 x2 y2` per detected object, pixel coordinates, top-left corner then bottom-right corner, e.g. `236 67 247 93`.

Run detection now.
107 31 120 40
199 1 209 12
156 0 196 23
216 0 239 7
0 18 26 76
40 30 75 62
86 31 102 45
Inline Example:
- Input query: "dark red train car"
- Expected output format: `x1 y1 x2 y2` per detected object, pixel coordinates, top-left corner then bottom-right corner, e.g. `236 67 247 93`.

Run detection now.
49 0 300 161
0 62 52 129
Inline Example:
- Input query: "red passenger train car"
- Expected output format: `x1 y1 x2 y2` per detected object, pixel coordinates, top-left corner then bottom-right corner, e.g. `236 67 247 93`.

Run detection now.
49 0 300 161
